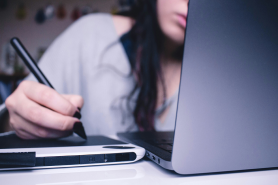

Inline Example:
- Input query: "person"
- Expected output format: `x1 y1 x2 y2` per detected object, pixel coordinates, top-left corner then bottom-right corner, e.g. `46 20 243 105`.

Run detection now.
1 0 188 139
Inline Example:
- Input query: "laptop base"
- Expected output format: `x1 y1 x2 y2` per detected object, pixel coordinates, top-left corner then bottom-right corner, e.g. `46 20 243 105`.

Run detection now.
118 131 174 170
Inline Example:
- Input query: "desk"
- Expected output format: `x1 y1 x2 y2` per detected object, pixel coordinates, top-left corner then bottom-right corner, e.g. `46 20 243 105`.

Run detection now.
1 159 278 185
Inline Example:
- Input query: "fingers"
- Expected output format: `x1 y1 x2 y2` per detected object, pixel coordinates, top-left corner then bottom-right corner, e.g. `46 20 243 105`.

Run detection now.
62 94 84 110
19 81 79 117
15 130 40 140
7 88 80 132
10 112 73 139
5 80 83 140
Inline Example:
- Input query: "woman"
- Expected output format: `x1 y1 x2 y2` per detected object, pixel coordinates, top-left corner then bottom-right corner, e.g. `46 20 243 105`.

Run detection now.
2 0 188 139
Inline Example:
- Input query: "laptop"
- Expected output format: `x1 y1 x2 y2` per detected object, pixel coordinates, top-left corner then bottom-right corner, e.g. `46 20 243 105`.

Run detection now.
118 0 278 175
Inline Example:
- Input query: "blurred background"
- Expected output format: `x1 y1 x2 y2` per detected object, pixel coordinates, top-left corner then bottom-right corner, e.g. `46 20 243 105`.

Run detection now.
0 0 133 104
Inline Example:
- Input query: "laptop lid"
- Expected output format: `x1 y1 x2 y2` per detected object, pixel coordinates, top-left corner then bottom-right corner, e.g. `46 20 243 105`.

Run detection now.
172 0 278 174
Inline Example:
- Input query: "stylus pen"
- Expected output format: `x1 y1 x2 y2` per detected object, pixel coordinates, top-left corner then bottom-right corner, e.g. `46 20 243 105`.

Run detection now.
10 37 87 140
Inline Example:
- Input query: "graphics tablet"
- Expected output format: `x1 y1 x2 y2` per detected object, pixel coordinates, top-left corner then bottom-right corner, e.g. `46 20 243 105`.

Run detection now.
0 133 145 171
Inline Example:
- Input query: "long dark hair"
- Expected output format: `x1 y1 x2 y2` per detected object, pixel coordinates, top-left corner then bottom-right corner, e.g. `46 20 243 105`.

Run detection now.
119 0 182 131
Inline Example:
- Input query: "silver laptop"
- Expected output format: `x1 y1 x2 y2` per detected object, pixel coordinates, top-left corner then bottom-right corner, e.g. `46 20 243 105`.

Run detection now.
118 0 278 175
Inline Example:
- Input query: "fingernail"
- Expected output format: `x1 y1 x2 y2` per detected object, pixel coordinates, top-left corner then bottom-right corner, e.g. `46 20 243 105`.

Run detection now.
77 107 81 111
73 111 81 119
73 122 87 140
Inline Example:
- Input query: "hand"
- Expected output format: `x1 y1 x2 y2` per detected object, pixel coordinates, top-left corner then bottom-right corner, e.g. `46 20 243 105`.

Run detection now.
5 81 84 140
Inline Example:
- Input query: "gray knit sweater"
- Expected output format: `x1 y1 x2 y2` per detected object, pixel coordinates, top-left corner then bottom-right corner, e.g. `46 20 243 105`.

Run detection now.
0 13 177 136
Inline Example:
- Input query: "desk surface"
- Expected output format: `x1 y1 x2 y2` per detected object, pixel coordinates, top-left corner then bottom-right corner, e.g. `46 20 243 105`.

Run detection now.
1 159 278 185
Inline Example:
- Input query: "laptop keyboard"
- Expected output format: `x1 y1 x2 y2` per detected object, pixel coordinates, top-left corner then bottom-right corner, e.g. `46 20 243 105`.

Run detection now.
144 139 173 153
117 131 174 161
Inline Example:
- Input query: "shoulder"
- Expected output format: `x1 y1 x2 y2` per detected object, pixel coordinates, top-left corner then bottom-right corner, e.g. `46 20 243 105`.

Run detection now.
66 13 114 34
78 13 134 36
62 13 134 39
112 15 135 36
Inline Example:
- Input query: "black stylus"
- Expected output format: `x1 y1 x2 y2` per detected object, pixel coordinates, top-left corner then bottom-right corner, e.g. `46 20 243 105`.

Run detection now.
10 37 87 140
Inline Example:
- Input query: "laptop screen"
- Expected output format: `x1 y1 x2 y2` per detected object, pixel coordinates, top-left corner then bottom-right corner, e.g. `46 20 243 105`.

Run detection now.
173 0 278 174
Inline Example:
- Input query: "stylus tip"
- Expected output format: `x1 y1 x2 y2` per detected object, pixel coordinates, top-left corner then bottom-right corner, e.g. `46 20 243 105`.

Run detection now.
73 122 87 140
